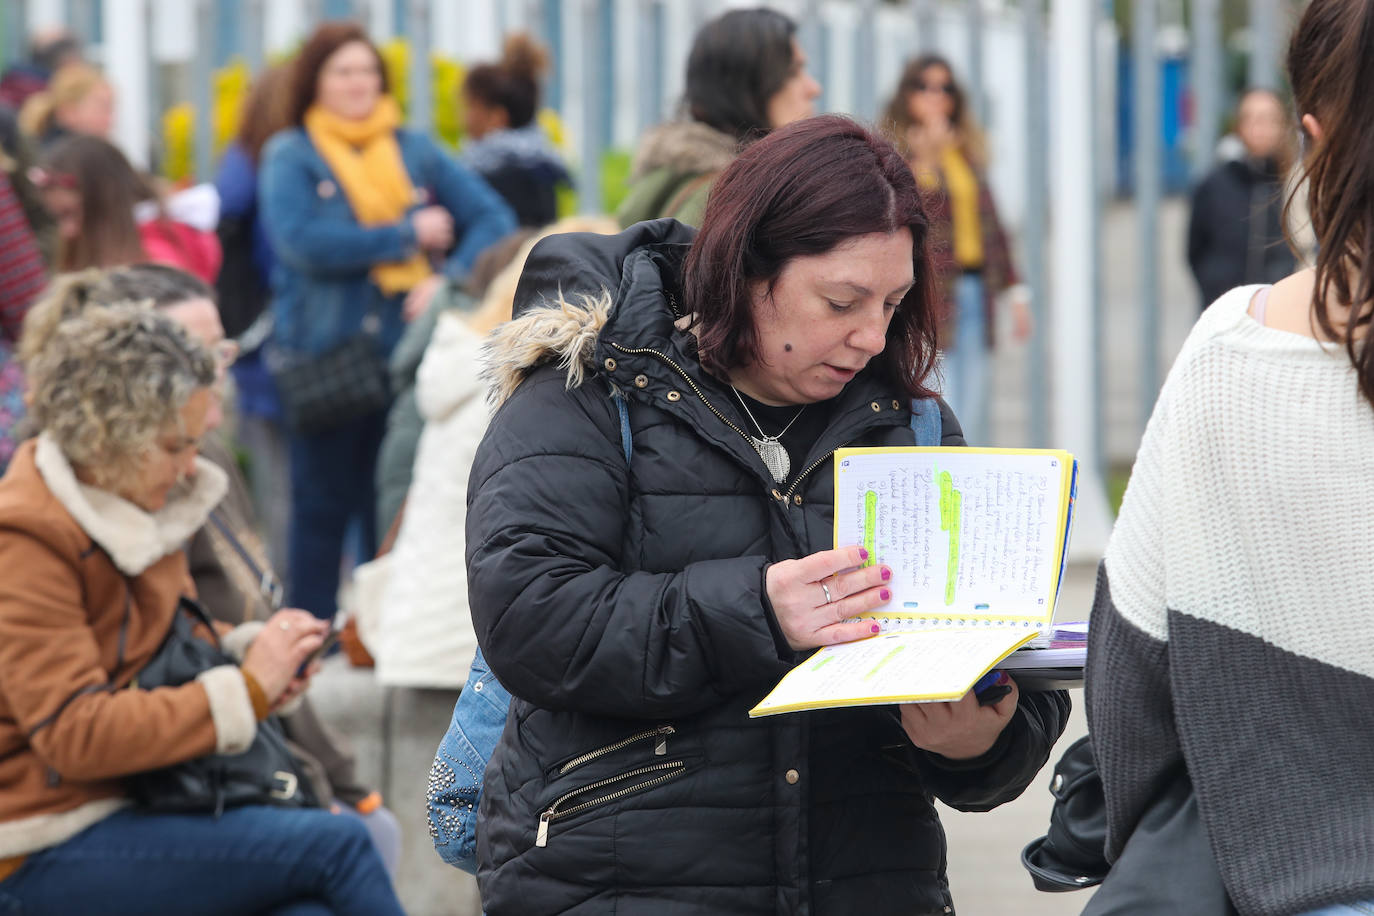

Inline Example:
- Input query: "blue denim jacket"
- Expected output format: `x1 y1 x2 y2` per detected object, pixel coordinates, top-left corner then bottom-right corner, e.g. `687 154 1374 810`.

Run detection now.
258 126 515 358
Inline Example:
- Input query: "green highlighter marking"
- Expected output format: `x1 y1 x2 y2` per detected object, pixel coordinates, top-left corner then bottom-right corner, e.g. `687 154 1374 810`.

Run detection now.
862 490 878 568
810 655 834 673
936 468 962 605
863 643 906 681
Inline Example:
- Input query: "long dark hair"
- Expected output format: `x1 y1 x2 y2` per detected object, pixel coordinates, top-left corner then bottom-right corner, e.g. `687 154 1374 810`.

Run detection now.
683 115 940 400
236 64 293 163
285 22 390 127
39 135 150 272
1287 0 1374 406
881 54 986 168
684 8 797 142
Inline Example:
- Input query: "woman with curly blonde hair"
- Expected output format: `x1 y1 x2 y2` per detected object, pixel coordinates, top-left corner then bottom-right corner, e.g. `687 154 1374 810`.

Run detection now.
18 62 113 149
0 303 405 914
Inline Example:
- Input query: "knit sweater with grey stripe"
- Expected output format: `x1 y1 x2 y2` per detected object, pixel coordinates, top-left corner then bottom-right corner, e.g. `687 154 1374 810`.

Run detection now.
1085 284 1374 916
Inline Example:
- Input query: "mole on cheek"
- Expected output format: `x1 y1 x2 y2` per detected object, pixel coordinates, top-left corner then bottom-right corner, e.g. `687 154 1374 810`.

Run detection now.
784 343 793 352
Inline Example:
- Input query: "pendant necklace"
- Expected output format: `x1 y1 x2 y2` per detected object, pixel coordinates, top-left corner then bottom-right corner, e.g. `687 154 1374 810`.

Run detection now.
731 385 806 484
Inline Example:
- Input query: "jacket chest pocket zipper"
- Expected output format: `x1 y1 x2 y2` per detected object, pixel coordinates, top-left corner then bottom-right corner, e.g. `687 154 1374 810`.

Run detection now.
557 724 675 777
536 759 686 848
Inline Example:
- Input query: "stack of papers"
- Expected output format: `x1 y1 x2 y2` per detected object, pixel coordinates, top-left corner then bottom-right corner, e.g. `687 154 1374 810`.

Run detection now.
999 622 1087 690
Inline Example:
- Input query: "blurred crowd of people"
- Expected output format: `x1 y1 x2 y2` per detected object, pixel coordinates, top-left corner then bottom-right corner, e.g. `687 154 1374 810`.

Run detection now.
0 11 1039 632
0 2 1358 913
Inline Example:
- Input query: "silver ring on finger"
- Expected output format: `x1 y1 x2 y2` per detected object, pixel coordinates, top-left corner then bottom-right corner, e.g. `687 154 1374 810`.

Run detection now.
820 582 833 605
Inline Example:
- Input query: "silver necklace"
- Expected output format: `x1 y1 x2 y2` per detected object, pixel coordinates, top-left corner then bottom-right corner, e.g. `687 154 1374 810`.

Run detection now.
731 385 806 484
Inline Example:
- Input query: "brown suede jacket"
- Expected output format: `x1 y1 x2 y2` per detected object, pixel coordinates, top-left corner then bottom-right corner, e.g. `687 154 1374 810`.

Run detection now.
0 435 256 858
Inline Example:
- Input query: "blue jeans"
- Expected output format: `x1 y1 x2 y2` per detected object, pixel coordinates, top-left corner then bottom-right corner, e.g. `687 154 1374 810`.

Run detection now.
0 805 404 915
288 411 385 619
940 273 988 446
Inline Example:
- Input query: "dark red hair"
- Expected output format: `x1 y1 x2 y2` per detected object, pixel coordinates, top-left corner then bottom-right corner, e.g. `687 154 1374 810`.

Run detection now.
683 114 940 399
285 22 390 127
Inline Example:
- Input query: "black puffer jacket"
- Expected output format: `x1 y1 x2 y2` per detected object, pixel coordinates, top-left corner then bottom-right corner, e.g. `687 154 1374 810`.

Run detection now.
466 220 1070 915
1186 155 1296 309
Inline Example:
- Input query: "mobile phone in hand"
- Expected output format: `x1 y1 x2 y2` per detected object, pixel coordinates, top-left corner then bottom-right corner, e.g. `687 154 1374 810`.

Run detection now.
296 616 345 678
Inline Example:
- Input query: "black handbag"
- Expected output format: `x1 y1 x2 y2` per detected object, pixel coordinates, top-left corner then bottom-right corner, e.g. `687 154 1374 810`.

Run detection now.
1022 736 1236 914
273 333 390 435
124 597 317 816
1020 735 1109 891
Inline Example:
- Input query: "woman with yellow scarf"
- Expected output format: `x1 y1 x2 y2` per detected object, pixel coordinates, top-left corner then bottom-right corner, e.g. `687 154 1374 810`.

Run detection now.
260 22 515 622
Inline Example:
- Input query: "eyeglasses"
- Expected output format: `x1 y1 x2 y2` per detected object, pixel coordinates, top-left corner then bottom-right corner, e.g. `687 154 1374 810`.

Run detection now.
213 340 239 373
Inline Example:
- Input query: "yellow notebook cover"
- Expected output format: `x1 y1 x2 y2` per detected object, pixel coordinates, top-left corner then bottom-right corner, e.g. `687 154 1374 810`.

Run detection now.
750 447 1076 717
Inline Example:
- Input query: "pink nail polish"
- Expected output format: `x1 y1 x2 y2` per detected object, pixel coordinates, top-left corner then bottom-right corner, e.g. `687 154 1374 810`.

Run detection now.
858 547 869 560
880 589 891 601
880 567 891 581
870 624 881 634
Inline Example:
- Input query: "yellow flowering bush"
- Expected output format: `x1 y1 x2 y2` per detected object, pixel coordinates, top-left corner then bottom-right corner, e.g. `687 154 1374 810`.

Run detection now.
213 59 252 154
160 103 195 183
157 41 571 185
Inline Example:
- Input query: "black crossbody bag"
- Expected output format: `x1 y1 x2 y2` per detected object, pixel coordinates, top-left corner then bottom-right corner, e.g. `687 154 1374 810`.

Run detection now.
271 310 391 435
124 596 317 817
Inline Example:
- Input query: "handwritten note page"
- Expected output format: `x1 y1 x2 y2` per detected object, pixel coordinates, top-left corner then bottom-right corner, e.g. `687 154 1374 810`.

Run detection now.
750 628 1037 716
835 448 1069 623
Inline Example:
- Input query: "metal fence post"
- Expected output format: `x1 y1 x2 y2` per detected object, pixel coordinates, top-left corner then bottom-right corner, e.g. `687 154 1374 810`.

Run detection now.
541 0 563 112
1024 0 1048 448
1191 0 1221 179
1051 0 1113 558
579 0 608 212
635 0 665 134
966 0 986 127
597 0 614 150
1247 0 1279 91
103 0 149 167
853 0 877 121
406 0 431 133
911 0 935 51
242 0 264 74
1 0 25 71
192 0 212 180
1134 0 1161 428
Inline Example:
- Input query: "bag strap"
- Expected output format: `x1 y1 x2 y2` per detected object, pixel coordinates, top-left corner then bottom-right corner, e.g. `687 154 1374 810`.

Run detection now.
909 396 942 447
207 510 285 613
662 171 717 221
613 389 633 464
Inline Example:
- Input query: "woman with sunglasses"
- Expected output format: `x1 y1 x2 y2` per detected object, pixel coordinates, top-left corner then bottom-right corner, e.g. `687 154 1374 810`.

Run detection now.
882 55 1030 446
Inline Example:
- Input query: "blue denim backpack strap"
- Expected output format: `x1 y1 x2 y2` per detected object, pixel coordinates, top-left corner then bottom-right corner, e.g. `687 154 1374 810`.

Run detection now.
910 396 942 447
427 381 634 873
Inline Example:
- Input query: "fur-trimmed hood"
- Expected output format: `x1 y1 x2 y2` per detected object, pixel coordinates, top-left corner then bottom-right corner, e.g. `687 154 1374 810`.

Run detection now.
33 432 227 576
629 120 738 181
482 219 698 409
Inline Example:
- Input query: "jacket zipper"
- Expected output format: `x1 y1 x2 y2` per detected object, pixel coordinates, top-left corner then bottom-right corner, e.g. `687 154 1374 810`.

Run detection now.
783 445 844 502
558 724 675 776
536 760 686 847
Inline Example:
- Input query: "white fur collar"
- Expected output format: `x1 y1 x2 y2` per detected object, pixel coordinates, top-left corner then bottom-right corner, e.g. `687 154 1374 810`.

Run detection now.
35 433 228 576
